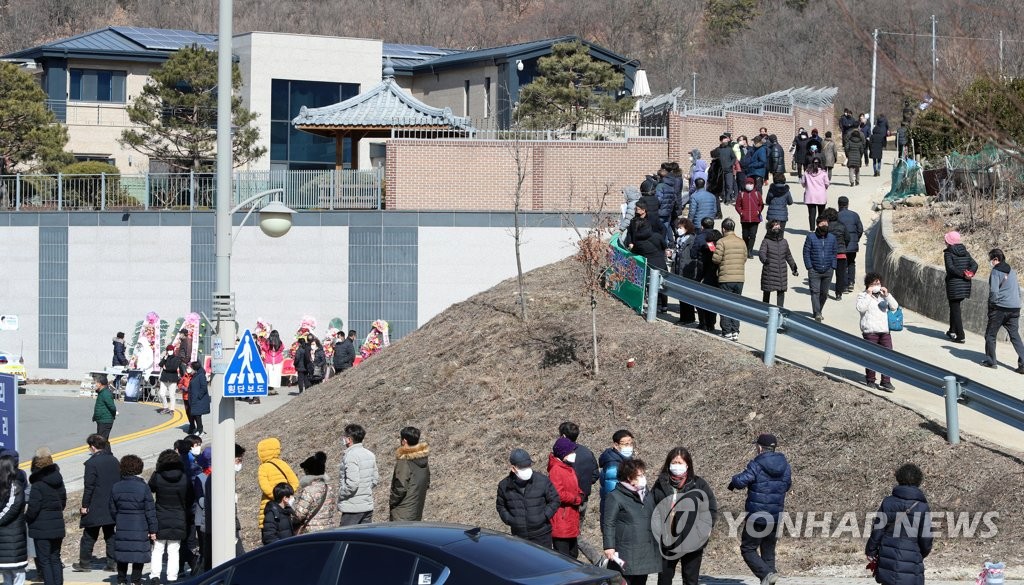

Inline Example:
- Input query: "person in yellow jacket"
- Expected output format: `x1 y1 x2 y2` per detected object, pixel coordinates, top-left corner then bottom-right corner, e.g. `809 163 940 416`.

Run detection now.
256 438 299 528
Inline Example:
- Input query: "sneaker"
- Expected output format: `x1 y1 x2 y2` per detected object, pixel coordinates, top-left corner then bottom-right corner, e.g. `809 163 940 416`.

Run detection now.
952 338 966 344
879 381 896 392
835 294 843 301
71 562 91 572
814 313 823 322
865 381 879 390
762 573 778 585
1015 366 1024 374
980 360 998 368
730 332 739 341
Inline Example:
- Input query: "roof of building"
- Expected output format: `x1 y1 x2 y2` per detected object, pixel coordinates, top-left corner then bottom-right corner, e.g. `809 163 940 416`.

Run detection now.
292 67 472 131
382 43 462 69
4 26 217 61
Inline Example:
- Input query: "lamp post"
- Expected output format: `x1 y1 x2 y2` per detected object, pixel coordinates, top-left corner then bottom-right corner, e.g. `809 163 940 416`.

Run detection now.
210 0 297 567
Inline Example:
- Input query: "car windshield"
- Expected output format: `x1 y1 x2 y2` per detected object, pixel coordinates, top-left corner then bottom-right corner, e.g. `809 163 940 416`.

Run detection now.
443 534 580 578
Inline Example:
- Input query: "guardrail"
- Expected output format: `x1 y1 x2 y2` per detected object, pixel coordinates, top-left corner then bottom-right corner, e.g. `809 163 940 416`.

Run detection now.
644 268 1024 444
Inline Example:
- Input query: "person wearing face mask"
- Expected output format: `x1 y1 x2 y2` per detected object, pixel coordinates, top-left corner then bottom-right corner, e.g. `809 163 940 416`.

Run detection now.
148 449 189 583
800 157 830 231
735 177 764 259
157 344 185 415
802 215 838 322
91 374 117 440
728 434 792 585
652 448 718 585
758 220 798 308
73 434 119 573
496 449 559 547
260 483 295 545
598 430 634 525
982 248 1024 372
672 219 699 326
601 458 660 584
713 218 748 341
337 424 380 526
256 438 299 530
792 129 810 178
196 444 246 573
856 273 899 391
547 438 583 558
186 361 210 436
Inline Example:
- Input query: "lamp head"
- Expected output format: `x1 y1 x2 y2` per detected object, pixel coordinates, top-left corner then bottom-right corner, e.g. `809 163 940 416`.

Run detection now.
258 201 295 238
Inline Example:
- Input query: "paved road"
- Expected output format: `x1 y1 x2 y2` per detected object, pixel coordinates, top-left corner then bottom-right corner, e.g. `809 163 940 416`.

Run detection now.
661 150 1024 451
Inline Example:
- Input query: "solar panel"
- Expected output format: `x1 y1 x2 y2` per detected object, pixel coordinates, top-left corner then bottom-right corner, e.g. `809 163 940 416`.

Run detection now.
113 26 218 51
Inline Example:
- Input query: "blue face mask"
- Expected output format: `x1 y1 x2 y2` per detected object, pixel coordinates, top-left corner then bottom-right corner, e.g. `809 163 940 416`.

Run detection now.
619 446 634 458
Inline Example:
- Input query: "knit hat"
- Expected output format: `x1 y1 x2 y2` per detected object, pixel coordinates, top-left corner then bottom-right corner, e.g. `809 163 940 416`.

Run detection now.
754 433 778 448
300 451 327 476
509 448 532 468
552 437 577 460
745 176 756 185
944 231 961 246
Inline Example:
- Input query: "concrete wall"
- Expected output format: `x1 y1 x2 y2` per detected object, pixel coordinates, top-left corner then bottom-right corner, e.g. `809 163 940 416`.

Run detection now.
405 64 500 122
872 210 1022 339
234 32 383 171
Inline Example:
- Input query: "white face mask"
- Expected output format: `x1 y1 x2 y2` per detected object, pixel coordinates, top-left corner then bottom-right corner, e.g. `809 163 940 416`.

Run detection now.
745 185 754 191
636 476 648 489
234 463 242 473
515 467 533 481
669 463 688 476
619 446 634 458
870 285 882 294
564 453 577 463
190 446 201 456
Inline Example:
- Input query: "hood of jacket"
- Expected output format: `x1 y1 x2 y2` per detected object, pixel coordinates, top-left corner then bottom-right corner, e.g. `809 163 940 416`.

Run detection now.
690 149 701 160
113 338 124 346
547 452 573 473
299 473 329 489
395 442 429 465
156 459 185 482
29 463 62 487
623 185 640 203
599 447 626 468
891 484 927 503
755 451 789 478
846 131 865 144
994 261 1012 275
257 437 281 463
948 243 970 258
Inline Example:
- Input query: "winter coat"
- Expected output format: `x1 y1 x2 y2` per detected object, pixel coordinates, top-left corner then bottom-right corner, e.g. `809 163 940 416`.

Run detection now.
112 338 128 367
81 449 120 528
764 183 793 222
759 232 797 293
332 339 355 371
828 220 849 253
92 385 116 424
598 448 627 501
292 345 311 376
806 136 823 165
689 156 709 193
844 131 866 167
803 231 838 273
712 232 747 284
0 484 27 567
943 244 978 301
293 474 336 533
857 290 899 334
989 263 1021 310
693 229 722 286
821 138 838 167
337 443 379 514
546 454 582 539
837 208 864 252
767 140 786 175
713 143 737 172
839 114 859 138
656 177 680 219
312 348 326 375
176 336 191 364
159 353 184 384
260 501 294 545
687 189 718 226
389 443 430 522
869 127 887 160
495 471 559 539
571 443 600 501
735 189 764 223
110 476 158 564
673 234 699 279
148 459 190 541
265 344 284 366
26 464 66 539
866 485 933 585
188 371 211 415
793 134 810 164
800 169 830 205
601 483 661 576
707 159 725 197
256 438 299 528
744 144 768 178
651 472 719 529
624 215 667 271
727 451 792 519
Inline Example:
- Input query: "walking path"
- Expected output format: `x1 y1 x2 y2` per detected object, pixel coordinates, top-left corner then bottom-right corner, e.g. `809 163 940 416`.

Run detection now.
669 151 1024 452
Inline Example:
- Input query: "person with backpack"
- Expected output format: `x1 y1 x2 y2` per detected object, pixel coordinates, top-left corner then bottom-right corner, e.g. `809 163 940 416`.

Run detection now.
866 464 932 585
942 231 978 344
764 174 792 231
759 220 798 308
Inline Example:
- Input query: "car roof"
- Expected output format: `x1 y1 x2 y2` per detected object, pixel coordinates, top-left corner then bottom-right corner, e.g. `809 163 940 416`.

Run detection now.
301 522 484 548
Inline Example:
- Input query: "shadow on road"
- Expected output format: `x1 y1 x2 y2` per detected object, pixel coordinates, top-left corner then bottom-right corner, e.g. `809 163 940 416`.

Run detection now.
824 366 864 383
904 324 948 341
946 346 989 363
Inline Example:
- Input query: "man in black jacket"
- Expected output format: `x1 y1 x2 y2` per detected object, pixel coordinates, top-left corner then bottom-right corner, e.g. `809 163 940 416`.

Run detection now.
333 330 357 374
73 434 120 572
495 449 559 547
158 345 184 415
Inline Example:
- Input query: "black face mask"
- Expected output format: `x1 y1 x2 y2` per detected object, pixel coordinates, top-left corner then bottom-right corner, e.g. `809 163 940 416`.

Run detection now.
816 226 828 235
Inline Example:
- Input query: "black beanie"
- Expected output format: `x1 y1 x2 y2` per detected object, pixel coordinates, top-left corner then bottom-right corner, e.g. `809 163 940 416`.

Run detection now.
300 451 327 476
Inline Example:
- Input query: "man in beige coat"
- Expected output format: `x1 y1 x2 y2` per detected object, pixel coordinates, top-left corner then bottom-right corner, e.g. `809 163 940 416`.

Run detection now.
713 218 748 340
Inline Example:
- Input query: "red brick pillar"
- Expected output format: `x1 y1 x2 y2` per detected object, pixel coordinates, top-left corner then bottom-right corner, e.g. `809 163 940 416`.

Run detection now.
668 112 685 163
384 141 397 209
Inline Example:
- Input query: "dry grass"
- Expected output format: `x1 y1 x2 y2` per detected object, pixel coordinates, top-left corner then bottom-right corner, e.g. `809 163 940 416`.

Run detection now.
223 259 1024 578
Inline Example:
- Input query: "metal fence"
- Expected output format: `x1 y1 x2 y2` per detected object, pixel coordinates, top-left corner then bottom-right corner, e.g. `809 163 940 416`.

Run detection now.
392 112 666 141
0 168 384 211
646 269 1024 444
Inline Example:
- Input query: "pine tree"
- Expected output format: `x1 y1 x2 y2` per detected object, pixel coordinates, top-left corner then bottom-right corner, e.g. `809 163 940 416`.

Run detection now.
0 62 73 173
120 45 265 171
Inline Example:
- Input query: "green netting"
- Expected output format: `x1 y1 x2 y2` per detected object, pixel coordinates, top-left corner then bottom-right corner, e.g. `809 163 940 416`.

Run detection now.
884 158 927 201
945 143 1024 181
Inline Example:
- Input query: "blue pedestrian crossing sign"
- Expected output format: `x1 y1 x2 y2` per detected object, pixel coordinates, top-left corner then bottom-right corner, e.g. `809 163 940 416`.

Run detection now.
223 329 268 397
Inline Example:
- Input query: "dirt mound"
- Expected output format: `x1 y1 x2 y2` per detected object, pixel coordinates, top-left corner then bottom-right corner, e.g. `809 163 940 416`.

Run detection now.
236 259 1024 578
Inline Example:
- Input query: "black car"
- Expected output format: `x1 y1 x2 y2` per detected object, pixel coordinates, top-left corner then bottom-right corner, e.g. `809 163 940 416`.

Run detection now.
183 522 622 585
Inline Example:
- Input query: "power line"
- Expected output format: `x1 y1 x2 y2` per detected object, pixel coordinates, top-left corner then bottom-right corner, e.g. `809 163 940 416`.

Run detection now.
878 30 1024 43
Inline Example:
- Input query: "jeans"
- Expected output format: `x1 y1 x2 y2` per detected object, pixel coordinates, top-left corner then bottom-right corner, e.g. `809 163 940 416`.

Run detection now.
806 204 825 230
0 569 24 585
117 562 143 585
657 549 704 585
808 269 833 316
834 257 848 297
552 537 578 559
762 290 786 308
719 283 743 334
985 307 1024 367
845 251 858 288
339 510 372 526
79 524 114 563
862 332 894 383
34 538 63 585
188 413 204 434
150 539 180 581
872 158 882 174
740 516 779 580
95 422 113 441
159 381 177 410
661 218 675 248
740 222 759 256
948 299 965 341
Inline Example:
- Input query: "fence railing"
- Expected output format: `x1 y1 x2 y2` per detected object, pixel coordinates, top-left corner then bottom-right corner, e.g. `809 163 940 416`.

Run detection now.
46 100 135 127
0 168 384 211
392 111 666 141
645 269 1024 444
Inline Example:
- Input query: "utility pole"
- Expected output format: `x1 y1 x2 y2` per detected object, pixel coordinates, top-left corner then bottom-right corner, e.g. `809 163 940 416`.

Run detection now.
999 30 1004 78
931 14 937 88
870 28 878 128
691 72 697 106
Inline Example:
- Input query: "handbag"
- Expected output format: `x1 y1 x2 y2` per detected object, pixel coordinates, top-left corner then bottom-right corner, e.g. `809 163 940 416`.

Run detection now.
887 306 904 332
